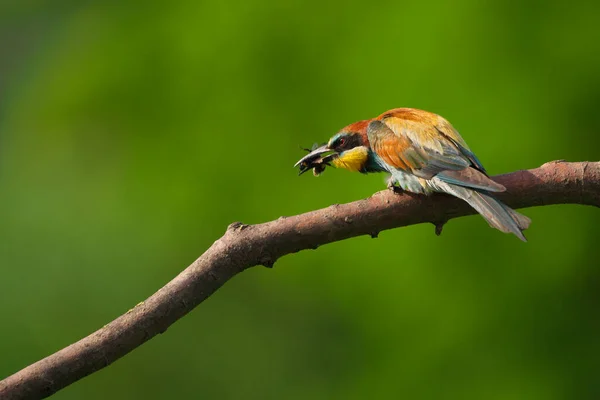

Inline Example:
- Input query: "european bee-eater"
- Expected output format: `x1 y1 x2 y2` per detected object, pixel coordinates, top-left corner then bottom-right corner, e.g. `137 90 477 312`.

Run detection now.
295 108 531 241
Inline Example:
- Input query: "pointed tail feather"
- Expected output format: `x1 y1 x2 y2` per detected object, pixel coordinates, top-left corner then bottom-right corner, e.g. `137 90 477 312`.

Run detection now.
501 203 531 231
436 181 530 241
468 191 528 241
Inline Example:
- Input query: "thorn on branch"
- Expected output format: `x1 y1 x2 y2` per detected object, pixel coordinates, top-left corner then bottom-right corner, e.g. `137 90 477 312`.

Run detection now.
433 220 447 236
227 221 249 232
370 231 379 239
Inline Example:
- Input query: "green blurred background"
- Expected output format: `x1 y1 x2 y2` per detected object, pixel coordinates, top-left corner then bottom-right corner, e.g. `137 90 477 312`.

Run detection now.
1 1 599 399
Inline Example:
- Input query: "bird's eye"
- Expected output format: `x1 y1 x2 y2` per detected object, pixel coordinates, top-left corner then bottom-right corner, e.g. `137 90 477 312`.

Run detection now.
338 138 346 147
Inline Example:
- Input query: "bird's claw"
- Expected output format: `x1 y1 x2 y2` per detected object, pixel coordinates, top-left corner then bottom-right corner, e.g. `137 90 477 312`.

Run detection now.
387 178 403 194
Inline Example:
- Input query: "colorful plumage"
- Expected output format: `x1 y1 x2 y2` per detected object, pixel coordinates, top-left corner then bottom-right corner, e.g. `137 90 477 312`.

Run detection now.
295 108 531 241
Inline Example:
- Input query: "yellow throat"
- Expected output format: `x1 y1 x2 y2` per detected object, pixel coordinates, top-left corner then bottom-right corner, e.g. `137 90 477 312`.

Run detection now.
331 146 369 172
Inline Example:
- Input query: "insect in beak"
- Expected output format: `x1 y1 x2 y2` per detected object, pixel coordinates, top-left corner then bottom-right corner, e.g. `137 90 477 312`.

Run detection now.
294 144 338 176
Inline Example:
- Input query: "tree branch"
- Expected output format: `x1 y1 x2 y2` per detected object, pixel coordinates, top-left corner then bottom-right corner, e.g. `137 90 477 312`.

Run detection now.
1 160 599 399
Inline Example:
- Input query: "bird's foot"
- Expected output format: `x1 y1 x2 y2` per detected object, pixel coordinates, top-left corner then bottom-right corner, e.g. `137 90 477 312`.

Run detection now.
387 178 403 194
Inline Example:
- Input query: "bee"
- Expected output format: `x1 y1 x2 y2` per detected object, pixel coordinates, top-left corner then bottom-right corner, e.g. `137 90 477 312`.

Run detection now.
296 143 336 176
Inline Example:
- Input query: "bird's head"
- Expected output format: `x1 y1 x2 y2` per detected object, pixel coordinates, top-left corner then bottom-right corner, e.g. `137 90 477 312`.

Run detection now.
295 120 372 175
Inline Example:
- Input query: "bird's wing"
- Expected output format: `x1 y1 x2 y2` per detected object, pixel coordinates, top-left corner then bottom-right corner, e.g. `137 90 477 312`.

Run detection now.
367 113 504 192
435 116 487 174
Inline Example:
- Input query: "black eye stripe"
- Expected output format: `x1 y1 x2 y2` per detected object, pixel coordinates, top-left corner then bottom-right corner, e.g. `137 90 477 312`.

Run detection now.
334 134 361 149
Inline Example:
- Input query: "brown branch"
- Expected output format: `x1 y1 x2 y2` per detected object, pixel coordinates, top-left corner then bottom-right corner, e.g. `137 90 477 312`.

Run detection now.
2 160 599 399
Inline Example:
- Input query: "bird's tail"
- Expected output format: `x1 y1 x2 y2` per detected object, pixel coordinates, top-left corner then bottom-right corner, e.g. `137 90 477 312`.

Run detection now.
442 184 531 241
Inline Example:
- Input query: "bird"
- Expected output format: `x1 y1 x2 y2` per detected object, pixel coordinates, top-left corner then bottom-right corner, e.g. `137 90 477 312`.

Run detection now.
294 108 531 241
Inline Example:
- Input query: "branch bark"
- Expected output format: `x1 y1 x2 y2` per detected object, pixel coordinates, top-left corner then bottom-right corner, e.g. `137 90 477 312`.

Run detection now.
1 160 599 399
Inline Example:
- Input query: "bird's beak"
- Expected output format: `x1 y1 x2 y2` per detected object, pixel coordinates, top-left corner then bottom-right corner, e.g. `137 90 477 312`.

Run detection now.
294 144 338 175
294 144 332 168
